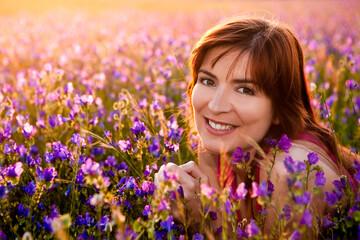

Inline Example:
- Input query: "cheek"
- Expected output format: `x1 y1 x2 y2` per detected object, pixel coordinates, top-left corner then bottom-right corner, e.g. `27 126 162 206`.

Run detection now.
191 84 206 114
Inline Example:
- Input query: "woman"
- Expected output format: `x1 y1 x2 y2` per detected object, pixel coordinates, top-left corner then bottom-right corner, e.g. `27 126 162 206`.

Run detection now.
155 17 356 235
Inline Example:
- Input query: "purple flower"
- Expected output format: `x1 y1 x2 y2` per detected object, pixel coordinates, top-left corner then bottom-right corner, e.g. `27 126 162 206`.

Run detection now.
22 123 33 139
142 205 152 218
96 215 109 232
225 199 232 215
294 191 311 205
48 115 58 128
43 215 53 233
282 204 291 219
325 192 339 206
251 181 271 198
234 182 248 200
148 138 160 157
237 227 248 238
278 134 292 153
50 204 60 218
345 79 358 90
307 152 319 165
209 211 217 221
64 82 74 94
333 177 346 190
4 144 13 154
25 181 37 196
177 185 184 199
0 185 8 199
17 203 30 217
0 231 6 240
193 233 204 240
265 137 277 148
6 162 23 178
160 215 173 232
164 141 179 152
201 183 215 199
71 133 83 146
118 137 132 152
232 147 243 164
81 159 101 176
299 209 313 227
78 229 88 240
130 120 146 136
37 166 57 182
158 199 170 211
245 219 259 237
290 230 302 239
141 181 156 196
65 184 71 197
315 171 326 186
284 156 306 174
322 216 335 228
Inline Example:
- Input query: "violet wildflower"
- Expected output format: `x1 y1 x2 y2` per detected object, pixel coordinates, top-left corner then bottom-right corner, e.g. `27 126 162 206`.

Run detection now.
158 199 170 211
232 147 243 164
43 215 53 233
22 123 33 139
141 181 156 196
307 152 319 165
333 176 347 190
50 204 60 218
96 215 109 232
322 216 336 228
80 95 94 105
4 144 13 154
118 137 132 152
244 151 251 162
148 138 160 157
225 199 232 215
209 211 217 221
142 205 152 218
143 165 151 177
164 141 179 152
282 204 291 219
299 209 313 227
201 183 215 199
325 192 339 206
234 182 248 200
251 181 271 198
25 181 37 196
315 171 326 186
278 134 292 153
81 158 101 176
0 186 8 199
78 229 88 240
245 219 259 237
48 115 58 128
345 79 358 90
17 203 30 217
0 231 6 240
65 184 71 197
237 227 248 238
130 119 146 136
160 215 173 232
290 230 302 239
294 191 311 205
193 233 204 240
64 82 74 94
177 185 184 199
265 137 277 148
6 162 24 178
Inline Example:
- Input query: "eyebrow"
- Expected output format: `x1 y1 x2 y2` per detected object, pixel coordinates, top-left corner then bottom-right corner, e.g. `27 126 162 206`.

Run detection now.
198 69 254 84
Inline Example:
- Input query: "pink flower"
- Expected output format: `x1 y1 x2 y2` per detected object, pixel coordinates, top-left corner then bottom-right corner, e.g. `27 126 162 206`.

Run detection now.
201 183 215 199
234 182 248 200
22 123 33 139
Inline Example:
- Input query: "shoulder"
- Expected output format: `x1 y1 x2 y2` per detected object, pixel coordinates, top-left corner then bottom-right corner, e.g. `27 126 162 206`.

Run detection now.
259 141 340 213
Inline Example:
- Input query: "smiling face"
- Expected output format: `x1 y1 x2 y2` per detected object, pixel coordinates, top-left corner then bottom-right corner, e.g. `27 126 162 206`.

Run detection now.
191 46 278 154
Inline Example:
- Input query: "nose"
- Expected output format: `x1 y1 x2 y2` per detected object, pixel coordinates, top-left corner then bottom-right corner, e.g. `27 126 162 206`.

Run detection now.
208 87 232 115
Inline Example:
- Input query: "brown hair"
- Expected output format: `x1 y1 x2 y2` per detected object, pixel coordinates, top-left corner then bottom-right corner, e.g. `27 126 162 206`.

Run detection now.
187 17 355 174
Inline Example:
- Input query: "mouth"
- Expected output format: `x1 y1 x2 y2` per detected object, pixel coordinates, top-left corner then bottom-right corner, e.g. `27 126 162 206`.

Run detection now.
205 117 237 135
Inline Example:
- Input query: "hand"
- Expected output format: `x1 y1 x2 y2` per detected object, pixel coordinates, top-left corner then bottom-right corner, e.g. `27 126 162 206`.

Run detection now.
154 161 210 224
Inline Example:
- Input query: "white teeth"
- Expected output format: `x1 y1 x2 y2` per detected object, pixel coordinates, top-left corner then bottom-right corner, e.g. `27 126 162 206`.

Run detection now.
208 119 234 130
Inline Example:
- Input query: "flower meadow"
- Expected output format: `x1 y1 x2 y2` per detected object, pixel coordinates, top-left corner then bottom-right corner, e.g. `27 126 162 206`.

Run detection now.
0 2 360 239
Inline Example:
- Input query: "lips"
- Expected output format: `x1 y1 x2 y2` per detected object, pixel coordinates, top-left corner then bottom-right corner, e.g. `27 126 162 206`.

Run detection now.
204 117 237 135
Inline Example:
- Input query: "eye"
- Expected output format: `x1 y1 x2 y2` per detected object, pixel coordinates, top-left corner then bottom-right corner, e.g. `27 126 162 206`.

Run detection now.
237 87 255 95
200 78 216 87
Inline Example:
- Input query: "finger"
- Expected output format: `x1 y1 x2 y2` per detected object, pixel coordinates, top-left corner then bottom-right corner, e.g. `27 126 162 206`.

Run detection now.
180 161 209 184
165 163 195 185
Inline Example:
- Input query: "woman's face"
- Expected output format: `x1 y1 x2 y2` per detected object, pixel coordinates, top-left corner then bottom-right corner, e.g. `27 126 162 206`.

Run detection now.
191 46 278 154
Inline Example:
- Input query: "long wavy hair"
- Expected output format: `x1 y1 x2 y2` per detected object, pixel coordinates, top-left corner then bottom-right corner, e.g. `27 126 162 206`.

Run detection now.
187 17 355 174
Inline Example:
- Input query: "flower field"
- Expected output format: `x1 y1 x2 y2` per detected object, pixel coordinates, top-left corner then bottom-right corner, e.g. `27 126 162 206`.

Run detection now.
0 0 359 239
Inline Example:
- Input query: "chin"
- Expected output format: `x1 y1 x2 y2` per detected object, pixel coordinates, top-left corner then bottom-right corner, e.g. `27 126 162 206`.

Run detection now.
201 141 235 155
